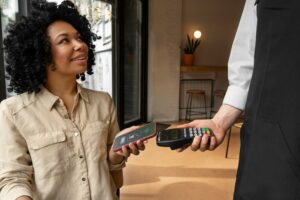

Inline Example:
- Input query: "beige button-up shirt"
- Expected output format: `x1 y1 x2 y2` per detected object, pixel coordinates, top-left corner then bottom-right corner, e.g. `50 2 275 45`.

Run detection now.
0 85 124 200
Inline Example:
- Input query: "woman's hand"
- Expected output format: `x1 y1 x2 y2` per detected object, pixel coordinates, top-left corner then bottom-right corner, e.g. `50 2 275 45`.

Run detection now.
176 119 227 152
109 126 147 165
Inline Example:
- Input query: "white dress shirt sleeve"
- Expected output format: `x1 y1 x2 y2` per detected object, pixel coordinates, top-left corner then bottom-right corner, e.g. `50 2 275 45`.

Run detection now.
223 0 257 110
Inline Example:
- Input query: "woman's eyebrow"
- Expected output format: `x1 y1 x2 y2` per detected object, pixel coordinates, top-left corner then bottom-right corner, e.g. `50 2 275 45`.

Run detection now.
54 31 80 40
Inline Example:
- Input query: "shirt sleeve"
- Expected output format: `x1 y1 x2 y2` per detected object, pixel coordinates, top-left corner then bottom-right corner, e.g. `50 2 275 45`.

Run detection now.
223 0 257 110
0 101 34 200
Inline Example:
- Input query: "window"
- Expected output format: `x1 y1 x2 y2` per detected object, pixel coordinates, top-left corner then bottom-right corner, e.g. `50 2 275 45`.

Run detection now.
116 0 148 128
0 0 20 100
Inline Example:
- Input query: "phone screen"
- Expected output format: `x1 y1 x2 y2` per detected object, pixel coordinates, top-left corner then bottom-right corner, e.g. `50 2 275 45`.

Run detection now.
112 122 156 151
160 129 182 141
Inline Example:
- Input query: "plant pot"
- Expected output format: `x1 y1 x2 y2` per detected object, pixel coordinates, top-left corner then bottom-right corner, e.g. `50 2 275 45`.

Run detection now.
183 54 194 66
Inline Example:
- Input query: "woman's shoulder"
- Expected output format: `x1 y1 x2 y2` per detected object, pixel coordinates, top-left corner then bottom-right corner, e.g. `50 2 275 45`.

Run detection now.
81 87 110 96
80 87 112 102
82 87 108 95
0 92 35 115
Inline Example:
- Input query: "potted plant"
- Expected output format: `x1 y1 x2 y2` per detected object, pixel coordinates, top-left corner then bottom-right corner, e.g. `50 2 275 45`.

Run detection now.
183 33 201 66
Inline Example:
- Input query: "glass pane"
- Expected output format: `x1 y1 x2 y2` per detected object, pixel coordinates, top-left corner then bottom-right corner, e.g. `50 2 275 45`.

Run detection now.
85 51 112 93
1 0 19 97
87 1 113 95
76 0 113 96
123 0 142 123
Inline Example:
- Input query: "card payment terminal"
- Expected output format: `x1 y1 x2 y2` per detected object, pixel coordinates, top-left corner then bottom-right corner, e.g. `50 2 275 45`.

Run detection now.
156 127 212 150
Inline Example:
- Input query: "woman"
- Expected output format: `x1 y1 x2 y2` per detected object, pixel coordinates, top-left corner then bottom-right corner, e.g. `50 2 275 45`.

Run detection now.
0 1 145 199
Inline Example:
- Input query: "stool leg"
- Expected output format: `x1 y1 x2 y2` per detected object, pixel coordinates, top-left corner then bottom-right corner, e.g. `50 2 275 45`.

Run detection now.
225 127 232 158
188 94 193 120
185 94 191 120
203 94 207 119
210 94 214 118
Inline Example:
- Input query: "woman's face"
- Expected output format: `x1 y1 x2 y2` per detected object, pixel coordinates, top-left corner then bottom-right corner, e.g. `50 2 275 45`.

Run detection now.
47 20 88 78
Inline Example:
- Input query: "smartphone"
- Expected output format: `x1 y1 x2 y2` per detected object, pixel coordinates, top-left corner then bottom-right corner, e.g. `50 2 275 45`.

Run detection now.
112 122 157 152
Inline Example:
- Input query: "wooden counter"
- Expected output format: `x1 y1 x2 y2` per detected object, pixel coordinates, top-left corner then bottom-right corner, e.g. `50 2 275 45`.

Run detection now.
180 65 227 73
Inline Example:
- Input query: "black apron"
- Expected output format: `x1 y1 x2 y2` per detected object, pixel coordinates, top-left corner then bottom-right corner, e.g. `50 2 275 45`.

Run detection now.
234 0 300 199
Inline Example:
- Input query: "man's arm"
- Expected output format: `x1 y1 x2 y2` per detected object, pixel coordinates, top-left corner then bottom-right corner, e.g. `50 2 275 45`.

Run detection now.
212 104 242 133
178 0 257 152
223 0 257 110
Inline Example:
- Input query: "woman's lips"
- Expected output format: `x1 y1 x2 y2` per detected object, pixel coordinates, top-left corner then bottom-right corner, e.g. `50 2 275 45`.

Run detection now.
71 56 87 61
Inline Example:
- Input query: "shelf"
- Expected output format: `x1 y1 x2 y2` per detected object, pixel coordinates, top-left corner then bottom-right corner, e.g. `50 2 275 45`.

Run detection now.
180 65 227 73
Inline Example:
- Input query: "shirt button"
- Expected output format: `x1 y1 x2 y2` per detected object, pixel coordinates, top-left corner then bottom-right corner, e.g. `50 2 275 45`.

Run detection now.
79 155 84 159
74 132 79 137
82 177 86 181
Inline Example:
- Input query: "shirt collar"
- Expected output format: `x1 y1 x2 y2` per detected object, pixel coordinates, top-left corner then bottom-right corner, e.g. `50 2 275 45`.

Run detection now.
77 84 89 103
37 86 60 111
38 84 89 111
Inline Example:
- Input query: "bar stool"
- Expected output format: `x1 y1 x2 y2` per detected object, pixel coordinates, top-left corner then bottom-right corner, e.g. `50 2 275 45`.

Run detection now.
185 89 208 120
214 89 226 98
210 89 226 117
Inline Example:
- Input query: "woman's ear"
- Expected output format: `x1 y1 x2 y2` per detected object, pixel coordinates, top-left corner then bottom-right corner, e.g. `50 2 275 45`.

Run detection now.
48 63 56 71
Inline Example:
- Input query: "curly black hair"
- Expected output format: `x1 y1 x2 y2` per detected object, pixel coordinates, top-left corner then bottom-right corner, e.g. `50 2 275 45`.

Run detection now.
4 0 97 94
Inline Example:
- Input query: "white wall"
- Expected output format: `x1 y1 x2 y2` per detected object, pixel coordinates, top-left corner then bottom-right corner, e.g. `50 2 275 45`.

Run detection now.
148 0 245 122
148 0 182 122
182 0 245 66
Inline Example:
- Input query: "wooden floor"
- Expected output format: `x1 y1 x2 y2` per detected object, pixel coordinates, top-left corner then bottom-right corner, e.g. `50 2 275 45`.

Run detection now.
120 123 241 200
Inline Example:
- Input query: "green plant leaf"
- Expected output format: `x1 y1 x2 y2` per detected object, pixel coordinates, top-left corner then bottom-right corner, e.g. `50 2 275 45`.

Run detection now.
184 34 201 54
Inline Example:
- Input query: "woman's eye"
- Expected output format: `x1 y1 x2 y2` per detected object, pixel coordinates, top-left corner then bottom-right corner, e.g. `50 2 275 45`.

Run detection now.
59 38 69 44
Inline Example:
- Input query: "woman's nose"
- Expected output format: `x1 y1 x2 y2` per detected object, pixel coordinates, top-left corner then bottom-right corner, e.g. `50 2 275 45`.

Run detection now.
73 40 84 51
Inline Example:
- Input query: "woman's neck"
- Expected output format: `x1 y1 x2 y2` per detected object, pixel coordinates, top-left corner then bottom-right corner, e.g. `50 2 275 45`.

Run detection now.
45 76 78 116
45 76 77 99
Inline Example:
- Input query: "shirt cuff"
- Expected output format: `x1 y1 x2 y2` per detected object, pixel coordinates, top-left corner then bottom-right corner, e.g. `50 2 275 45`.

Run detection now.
1 185 33 200
108 156 127 171
223 85 248 110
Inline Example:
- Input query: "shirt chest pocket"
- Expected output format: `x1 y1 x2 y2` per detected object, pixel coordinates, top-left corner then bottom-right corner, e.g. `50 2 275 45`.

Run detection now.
27 131 72 179
83 121 109 160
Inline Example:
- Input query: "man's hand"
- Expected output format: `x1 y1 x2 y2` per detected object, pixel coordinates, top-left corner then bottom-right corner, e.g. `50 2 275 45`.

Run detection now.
177 104 242 152
176 119 226 152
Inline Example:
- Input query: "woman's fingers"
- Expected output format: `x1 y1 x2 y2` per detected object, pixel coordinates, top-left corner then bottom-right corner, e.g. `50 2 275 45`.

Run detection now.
121 145 130 157
136 140 146 151
121 139 147 157
128 143 139 155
